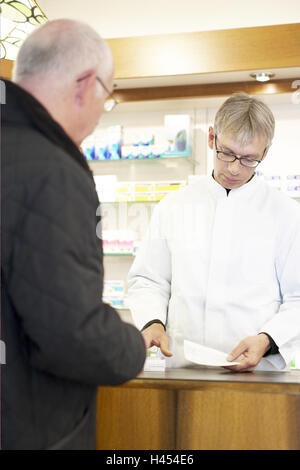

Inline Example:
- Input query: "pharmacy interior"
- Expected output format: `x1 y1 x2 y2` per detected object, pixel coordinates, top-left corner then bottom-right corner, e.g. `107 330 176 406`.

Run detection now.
83 25 300 368
2 0 300 450
86 22 300 450
83 22 300 450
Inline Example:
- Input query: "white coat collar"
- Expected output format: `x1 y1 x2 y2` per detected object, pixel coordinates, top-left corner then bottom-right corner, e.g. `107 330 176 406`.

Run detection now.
208 172 260 199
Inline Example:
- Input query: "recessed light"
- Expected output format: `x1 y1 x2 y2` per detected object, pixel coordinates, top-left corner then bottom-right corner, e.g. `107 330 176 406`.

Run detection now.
250 72 275 82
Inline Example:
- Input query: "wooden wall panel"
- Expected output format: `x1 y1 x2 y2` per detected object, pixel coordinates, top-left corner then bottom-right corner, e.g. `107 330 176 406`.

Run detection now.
1 59 14 80
114 78 295 103
176 389 300 450
96 384 300 451
2 24 298 102
96 387 176 450
108 23 300 80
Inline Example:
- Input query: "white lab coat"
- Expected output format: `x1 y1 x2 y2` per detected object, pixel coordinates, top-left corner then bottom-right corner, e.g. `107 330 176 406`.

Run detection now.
128 175 300 370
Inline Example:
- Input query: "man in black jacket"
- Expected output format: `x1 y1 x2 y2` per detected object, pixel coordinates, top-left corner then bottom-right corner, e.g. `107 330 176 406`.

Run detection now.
1 19 146 450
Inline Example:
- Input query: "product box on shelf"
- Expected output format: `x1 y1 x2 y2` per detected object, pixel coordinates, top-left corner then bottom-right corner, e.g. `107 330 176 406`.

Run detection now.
81 135 95 160
286 175 300 198
94 175 117 202
256 171 283 192
94 177 187 204
264 175 282 191
153 181 186 201
290 349 300 370
143 346 166 371
103 280 125 308
134 193 156 202
102 230 138 255
256 172 300 198
115 182 134 202
133 182 155 201
120 131 169 160
121 143 168 160
134 182 155 193
82 126 123 161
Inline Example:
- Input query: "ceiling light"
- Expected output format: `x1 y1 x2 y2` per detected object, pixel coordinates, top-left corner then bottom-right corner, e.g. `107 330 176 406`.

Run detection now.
0 0 47 60
250 72 275 82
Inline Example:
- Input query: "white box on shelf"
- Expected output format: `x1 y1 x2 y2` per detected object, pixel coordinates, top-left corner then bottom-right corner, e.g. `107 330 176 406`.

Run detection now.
144 346 166 371
103 280 124 298
143 357 166 372
94 175 117 202
290 351 300 370
164 114 191 157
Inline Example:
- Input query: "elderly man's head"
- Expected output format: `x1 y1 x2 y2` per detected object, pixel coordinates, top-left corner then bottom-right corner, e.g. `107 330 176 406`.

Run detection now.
208 93 275 189
13 19 114 145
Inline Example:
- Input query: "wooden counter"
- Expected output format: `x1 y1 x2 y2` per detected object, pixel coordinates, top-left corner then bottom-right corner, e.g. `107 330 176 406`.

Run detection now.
96 368 300 450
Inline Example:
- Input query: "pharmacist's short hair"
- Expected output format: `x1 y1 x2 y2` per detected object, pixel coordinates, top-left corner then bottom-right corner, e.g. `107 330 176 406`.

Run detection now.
214 92 275 147
13 19 113 86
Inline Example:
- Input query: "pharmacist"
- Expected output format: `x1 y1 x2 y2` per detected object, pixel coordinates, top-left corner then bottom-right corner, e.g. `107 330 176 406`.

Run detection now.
128 92 300 372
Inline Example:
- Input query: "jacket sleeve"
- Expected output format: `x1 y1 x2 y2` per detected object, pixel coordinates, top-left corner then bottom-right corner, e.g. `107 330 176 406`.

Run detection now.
127 201 172 330
261 209 300 368
7 162 146 385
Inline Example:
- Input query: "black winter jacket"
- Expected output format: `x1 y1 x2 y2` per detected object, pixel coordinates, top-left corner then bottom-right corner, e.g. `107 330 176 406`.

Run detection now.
1 80 146 450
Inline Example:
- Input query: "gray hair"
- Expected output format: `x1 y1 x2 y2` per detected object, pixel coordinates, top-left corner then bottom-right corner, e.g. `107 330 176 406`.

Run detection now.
214 92 275 147
13 19 113 86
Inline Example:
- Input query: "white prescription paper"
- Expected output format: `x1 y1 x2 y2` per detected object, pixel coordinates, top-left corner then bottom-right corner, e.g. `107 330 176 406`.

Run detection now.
184 340 240 367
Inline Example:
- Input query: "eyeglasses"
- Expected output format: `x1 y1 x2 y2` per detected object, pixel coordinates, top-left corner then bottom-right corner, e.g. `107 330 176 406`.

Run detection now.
215 135 266 168
96 76 117 112
76 74 117 112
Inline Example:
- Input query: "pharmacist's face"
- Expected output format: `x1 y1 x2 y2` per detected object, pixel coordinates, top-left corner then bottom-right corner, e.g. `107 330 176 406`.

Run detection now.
208 127 268 189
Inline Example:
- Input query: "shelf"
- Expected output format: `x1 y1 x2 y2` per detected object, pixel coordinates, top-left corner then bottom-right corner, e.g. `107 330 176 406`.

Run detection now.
101 200 159 204
87 155 194 163
89 156 195 176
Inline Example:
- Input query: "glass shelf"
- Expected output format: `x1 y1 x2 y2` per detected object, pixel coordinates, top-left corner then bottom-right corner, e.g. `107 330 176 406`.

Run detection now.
87 154 195 164
89 155 195 181
101 200 159 204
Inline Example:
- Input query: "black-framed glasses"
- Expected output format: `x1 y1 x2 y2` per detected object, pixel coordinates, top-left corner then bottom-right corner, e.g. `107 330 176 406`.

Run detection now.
77 74 117 112
215 135 266 168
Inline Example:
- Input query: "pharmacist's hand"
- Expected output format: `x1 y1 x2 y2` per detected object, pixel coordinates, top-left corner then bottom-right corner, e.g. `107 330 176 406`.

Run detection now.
225 334 270 372
142 323 173 357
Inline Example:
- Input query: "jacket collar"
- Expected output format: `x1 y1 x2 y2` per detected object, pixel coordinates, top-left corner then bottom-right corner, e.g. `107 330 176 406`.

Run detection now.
2 79 93 177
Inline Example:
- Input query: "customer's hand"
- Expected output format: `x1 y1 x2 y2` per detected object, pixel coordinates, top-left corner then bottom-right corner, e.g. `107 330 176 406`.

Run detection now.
225 334 270 372
142 323 173 357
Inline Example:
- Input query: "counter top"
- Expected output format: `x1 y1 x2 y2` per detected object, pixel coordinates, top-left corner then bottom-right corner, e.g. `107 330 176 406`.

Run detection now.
121 367 300 393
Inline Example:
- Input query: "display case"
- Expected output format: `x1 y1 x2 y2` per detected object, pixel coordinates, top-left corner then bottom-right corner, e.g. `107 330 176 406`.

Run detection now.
83 94 300 325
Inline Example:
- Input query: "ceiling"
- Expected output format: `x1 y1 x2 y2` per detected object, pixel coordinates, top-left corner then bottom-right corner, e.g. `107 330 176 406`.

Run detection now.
38 0 300 39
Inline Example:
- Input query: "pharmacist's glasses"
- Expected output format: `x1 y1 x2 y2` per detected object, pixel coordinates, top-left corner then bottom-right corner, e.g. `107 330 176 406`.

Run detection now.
215 135 266 168
76 74 117 112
